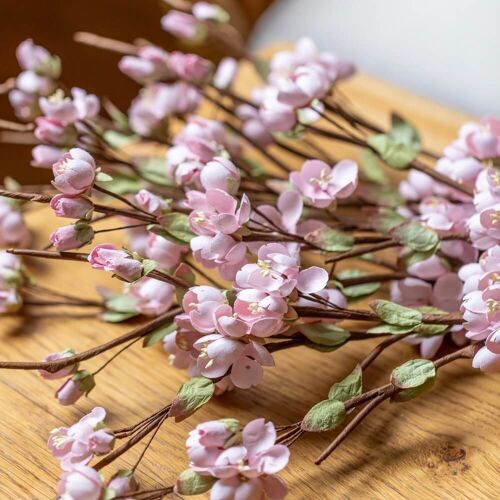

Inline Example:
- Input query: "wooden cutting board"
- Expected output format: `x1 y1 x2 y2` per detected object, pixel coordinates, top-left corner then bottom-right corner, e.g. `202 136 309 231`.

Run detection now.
0 58 498 499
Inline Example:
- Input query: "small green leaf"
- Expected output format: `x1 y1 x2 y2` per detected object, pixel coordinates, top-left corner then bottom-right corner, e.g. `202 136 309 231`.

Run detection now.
360 149 388 185
390 114 421 151
359 184 405 208
141 259 157 276
391 221 439 253
301 324 350 350
101 311 139 323
328 365 362 402
367 134 417 169
175 469 216 496
301 399 346 432
105 294 137 313
391 359 436 402
160 213 195 243
143 322 176 347
370 300 423 327
96 171 114 182
254 58 270 81
137 157 174 187
367 323 416 334
169 377 215 421
370 208 406 234
305 227 354 252
72 370 95 394
337 269 381 299
412 306 449 336
101 173 141 195
103 130 138 148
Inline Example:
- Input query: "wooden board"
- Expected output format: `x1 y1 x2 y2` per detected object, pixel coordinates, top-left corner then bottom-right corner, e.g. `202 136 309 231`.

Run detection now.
0 64 498 500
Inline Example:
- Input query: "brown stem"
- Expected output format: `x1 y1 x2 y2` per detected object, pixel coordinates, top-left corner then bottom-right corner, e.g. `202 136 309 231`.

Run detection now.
359 334 410 371
0 119 34 132
74 31 139 55
0 307 181 371
338 271 408 287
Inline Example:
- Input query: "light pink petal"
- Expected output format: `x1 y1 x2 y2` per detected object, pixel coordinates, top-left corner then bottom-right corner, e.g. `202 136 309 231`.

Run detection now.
242 418 276 454
277 191 302 228
253 445 290 474
230 356 263 389
296 266 328 294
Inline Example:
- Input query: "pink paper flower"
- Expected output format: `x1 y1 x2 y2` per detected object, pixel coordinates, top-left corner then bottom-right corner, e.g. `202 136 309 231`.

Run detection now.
472 346 500 373
52 148 96 195
236 103 273 147
38 349 78 380
146 233 187 270
259 87 297 133
399 170 435 201
213 57 237 90
9 89 40 121
16 39 60 78
48 407 114 470
55 371 95 406
39 90 79 125
182 286 226 334
88 244 143 282
290 159 358 208
31 145 63 168
34 117 77 146
135 189 168 216
127 277 174 316
200 157 241 195
170 52 213 83
164 315 201 370
468 204 500 250
50 195 93 219
107 470 138 498
161 11 203 41
57 465 103 500
192 2 229 23
0 199 31 248
187 189 250 236
119 45 173 84
463 117 500 160
16 70 55 95
50 223 94 251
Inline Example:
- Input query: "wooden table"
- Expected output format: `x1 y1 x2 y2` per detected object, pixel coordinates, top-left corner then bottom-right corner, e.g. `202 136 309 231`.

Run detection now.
0 62 498 499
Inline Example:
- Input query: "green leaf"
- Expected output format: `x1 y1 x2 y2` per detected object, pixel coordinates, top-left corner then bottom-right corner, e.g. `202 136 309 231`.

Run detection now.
103 130 138 148
72 370 95 394
367 323 416 334
305 227 354 252
301 324 350 351
337 269 381 299
105 294 137 313
137 157 174 187
360 184 405 208
367 134 417 169
101 311 139 323
141 259 157 276
370 300 423 327
412 306 449 336
101 173 141 195
160 213 195 243
96 171 114 182
254 58 270 81
328 365 362 402
390 114 421 151
169 377 215 421
360 149 388 185
391 221 439 253
175 469 216 496
391 359 436 402
143 322 176 347
371 208 406 234
301 399 346 432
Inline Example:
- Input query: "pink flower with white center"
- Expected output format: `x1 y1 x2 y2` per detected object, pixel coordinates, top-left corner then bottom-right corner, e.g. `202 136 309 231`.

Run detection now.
0 251 22 285
38 349 78 380
0 199 31 248
119 45 173 84
146 233 187 270
259 87 297 133
435 156 482 194
49 223 94 251
161 11 203 41
463 117 500 160
134 189 168 216
166 144 205 186
31 145 63 168
468 204 500 250
52 148 96 195
236 243 328 297
88 244 143 282
57 465 103 500
418 196 474 233
34 117 77 146
458 246 500 294
254 191 326 237
16 39 60 78
184 418 289 499
164 315 201 370
129 83 201 136
472 346 500 373
71 87 100 121
399 169 435 201
276 63 330 108
0 288 22 314
213 57 237 90
192 2 230 23
48 407 114 470
127 277 174 316
290 159 358 208
50 195 93 219
191 233 247 281
392 273 465 358
461 286 500 342
194 334 274 389
233 289 287 337
182 286 227 334
39 90 79 125
236 103 274 148
200 157 241 195
187 189 251 236
170 52 213 83
8 89 40 121
16 70 55 96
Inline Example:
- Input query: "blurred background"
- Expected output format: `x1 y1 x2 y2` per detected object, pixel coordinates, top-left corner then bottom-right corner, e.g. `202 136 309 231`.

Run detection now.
1 0 498 183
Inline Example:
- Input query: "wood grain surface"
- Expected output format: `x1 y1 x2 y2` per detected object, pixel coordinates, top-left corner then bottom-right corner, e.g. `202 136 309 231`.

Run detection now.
0 57 498 500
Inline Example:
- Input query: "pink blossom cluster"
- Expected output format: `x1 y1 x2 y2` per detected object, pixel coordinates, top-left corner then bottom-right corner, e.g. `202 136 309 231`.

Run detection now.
0 197 31 248
460 245 500 372
0 251 23 314
180 418 289 499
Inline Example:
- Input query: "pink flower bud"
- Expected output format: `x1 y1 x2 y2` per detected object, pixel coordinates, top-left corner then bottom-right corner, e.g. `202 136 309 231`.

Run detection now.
31 145 63 168
134 189 167 216
34 117 77 146
107 470 138 497
71 87 100 120
127 278 174 316
170 52 213 83
16 39 61 78
39 349 78 380
213 57 238 90
88 244 143 282
50 223 94 251
8 89 40 121
200 157 241 194
192 2 230 23
146 233 187 269
16 70 55 96
0 200 31 248
119 45 173 84
55 371 95 406
50 195 93 219
52 148 96 195
161 11 203 41
57 465 103 500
